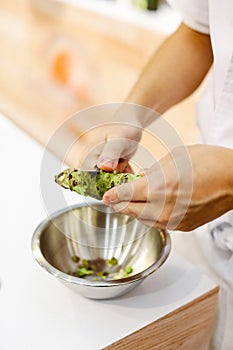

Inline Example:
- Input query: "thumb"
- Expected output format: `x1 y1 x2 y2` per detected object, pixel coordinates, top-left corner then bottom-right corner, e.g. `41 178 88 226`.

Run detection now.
97 138 125 171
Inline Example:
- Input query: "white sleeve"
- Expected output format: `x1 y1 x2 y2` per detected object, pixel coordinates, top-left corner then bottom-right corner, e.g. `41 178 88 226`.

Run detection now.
166 0 210 34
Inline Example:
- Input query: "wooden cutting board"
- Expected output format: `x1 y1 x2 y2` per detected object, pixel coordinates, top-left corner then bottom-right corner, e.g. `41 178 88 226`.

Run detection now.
0 0 199 157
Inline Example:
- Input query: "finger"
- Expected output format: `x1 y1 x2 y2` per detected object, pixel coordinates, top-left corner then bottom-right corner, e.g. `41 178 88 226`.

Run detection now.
109 201 165 230
110 201 147 219
103 176 148 204
98 158 133 173
110 200 161 222
97 139 124 171
115 159 134 173
97 137 139 171
109 201 167 229
97 158 118 171
138 218 166 230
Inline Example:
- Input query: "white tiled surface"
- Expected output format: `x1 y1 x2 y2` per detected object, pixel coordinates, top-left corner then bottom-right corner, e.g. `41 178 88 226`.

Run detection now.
0 114 216 350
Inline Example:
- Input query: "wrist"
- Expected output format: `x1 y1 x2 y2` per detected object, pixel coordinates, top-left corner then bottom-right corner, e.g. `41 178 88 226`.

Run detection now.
208 146 233 211
119 101 161 128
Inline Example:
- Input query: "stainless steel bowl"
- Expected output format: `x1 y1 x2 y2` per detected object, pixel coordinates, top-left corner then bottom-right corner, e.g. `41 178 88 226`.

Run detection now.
32 203 171 299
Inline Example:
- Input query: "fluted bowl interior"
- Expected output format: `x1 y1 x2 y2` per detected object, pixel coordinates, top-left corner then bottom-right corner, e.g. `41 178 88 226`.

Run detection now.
32 204 171 299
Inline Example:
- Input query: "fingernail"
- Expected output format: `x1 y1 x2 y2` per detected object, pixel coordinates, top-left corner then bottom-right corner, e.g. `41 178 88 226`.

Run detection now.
98 159 118 170
103 189 117 204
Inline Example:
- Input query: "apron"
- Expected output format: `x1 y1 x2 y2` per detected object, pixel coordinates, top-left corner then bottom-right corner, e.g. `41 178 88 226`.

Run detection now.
195 52 233 350
167 1 233 349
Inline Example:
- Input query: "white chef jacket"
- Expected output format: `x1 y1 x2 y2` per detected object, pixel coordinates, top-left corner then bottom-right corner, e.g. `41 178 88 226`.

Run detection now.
166 1 233 349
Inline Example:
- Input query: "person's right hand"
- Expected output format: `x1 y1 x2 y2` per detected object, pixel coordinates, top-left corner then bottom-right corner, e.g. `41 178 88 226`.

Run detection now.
97 104 158 172
96 123 142 172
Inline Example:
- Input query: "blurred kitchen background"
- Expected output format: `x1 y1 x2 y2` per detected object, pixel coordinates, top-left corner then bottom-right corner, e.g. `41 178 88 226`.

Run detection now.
0 0 200 150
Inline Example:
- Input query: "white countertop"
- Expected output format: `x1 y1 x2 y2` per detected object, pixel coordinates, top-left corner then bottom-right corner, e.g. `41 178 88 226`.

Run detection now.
0 114 216 350
58 0 181 35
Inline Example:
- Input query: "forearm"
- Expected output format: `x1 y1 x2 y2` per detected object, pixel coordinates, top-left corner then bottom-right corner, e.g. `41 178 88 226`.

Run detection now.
126 23 213 114
199 146 233 215
97 24 213 170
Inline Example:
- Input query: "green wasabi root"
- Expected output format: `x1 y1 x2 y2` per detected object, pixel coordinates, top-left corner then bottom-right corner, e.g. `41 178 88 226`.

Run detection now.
55 168 142 200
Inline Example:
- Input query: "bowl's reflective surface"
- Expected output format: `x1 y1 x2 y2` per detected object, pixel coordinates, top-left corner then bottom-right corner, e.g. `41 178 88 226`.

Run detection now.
32 204 171 299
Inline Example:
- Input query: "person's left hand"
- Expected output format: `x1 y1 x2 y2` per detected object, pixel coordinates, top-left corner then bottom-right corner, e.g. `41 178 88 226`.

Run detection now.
103 145 233 231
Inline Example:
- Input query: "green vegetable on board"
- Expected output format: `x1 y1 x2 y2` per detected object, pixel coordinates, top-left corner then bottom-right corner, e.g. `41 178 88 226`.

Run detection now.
55 168 142 200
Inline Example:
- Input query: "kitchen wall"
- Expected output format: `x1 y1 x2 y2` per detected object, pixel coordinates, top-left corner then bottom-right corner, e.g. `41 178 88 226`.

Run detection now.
0 0 200 155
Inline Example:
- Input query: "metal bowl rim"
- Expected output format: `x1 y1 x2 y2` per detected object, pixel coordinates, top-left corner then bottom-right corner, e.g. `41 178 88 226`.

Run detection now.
32 203 171 287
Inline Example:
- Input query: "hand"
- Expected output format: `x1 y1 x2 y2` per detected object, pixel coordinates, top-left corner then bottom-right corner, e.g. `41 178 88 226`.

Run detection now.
72 122 142 172
103 145 233 231
97 103 158 171
97 123 142 171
